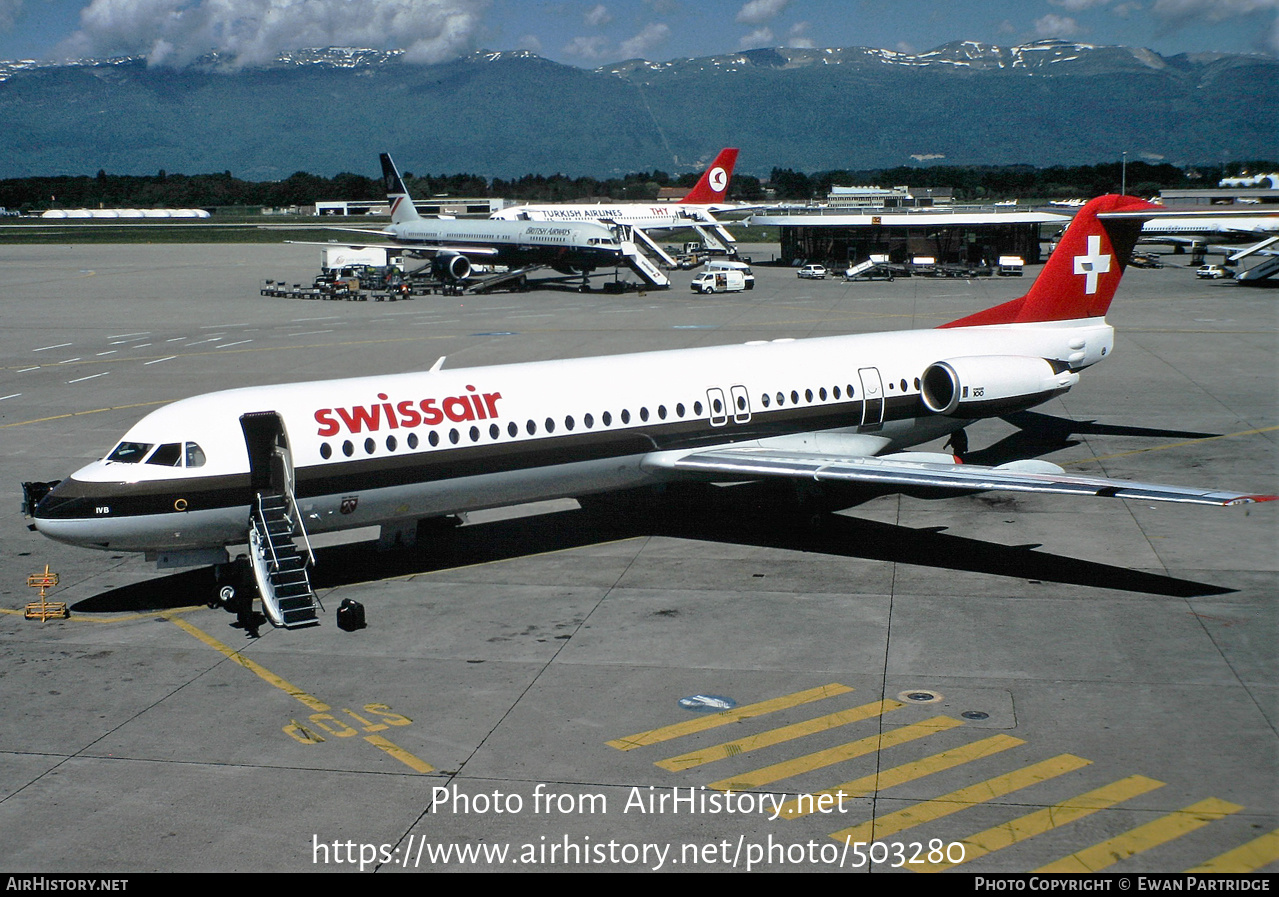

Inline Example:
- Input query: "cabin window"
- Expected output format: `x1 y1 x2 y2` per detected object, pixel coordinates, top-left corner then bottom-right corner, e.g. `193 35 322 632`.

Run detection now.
490 424 500 439
449 429 460 444
602 411 612 426
147 443 183 466
639 407 649 422
184 442 206 467
657 405 667 420
408 433 419 449
900 379 909 392
819 387 827 401
545 417 556 433
805 389 814 402
320 443 332 460
621 409 631 424
364 438 375 454
470 426 480 442
584 413 594 429
791 390 799 404
761 394 770 408
429 431 440 447
386 435 398 452
343 441 354 457
107 442 151 463
833 386 842 400
527 420 537 435
693 401 703 415
676 404 685 418
508 422 518 437
564 416 575 431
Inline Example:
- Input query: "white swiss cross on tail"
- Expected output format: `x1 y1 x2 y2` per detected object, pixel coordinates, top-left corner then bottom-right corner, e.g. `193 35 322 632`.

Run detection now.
939 194 1161 329
1073 235 1112 294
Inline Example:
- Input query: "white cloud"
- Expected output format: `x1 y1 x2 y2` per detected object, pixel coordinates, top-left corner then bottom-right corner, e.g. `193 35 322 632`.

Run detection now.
786 21 814 48
56 0 489 68
1151 0 1279 52
0 0 24 32
584 4 612 27
1049 0 1112 10
1034 13 1085 38
738 26 774 49
618 22 670 59
562 33 609 61
736 0 789 26
1151 0 1278 20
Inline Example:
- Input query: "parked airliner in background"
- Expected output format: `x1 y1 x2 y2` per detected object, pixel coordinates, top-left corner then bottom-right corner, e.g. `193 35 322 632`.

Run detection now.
26 195 1273 629
491 149 747 261
310 153 640 285
491 148 741 229
1139 211 1279 246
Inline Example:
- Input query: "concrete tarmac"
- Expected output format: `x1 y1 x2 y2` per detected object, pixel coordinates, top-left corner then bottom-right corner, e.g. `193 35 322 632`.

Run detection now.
0 242 1275 873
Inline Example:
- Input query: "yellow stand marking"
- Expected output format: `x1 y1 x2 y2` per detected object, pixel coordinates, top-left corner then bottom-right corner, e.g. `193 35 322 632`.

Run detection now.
917 775 1165 872
779 733 1025 820
1037 797 1244 873
365 735 435 773
831 754 1092 845
1187 827 1279 874
710 715 963 792
656 699 904 771
166 615 330 712
606 683 854 751
168 615 435 773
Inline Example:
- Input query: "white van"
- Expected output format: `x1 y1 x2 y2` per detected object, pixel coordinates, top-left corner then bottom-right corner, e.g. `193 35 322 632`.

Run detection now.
705 259 755 289
690 269 747 293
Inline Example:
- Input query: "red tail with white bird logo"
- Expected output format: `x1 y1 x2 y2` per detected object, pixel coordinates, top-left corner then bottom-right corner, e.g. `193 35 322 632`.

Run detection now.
942 194 1160 328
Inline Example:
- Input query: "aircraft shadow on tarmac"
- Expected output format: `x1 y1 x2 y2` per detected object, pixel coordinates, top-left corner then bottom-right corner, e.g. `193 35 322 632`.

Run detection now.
72 473 1234 619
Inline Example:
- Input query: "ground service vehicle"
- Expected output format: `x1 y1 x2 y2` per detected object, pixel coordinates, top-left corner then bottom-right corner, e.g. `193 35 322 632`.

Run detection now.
797 264 827 279
690 270 747 293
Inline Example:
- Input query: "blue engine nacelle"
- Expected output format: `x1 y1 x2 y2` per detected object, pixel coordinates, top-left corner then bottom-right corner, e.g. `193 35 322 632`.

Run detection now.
432 252 472 282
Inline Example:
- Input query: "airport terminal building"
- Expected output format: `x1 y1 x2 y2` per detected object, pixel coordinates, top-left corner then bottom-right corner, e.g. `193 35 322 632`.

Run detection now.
752 209 1069 267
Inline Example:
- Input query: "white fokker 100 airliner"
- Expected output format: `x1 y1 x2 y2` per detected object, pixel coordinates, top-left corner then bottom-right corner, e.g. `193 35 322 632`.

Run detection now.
27 195 1274 628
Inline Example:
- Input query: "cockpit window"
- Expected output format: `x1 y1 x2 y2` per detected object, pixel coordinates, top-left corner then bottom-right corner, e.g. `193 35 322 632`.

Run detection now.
107 442 152 463
185 443 206 468
146 443 183 467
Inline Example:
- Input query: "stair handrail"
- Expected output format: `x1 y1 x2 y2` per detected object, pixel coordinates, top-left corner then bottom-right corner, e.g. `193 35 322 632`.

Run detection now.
254 493 282 570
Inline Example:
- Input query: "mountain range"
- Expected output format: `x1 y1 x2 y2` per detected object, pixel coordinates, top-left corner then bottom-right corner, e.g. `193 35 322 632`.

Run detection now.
0 40 1275 180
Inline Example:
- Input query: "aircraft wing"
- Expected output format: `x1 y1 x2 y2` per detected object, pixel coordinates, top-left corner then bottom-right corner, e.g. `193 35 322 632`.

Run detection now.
286 239 499 256
648 446 1273 507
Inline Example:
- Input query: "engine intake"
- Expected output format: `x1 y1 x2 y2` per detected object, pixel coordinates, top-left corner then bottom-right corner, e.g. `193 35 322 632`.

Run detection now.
432 252 472 282
920 355 1079 417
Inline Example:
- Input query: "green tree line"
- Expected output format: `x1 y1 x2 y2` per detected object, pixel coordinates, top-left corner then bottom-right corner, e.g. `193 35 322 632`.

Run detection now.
1 161 1272 212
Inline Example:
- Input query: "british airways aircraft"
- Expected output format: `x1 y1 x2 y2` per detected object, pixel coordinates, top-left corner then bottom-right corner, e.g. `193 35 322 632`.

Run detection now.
26 195 1273 629
321 154 629 284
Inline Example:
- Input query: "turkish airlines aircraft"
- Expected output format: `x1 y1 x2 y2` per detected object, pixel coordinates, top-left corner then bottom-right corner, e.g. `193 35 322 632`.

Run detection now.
27 195 1274 628
490 148 743 231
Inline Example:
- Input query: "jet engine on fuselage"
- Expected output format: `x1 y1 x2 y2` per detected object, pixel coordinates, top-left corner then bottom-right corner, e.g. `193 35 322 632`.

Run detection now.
432 251 472 282
920 355 1080 418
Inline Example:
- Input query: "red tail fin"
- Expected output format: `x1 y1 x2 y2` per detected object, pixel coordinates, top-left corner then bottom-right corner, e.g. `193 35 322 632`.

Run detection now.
681 148 738 205
941 194 1159 328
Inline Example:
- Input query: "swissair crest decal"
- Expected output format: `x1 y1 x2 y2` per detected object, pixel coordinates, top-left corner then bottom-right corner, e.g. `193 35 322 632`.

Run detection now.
1073 235 1112 295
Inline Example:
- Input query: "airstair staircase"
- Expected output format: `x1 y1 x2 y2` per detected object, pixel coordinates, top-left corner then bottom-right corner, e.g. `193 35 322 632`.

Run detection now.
248 491 321 629
616 232 675 289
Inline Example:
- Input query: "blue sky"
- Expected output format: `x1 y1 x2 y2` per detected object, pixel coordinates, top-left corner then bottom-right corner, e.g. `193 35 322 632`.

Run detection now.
0 1 1274 68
